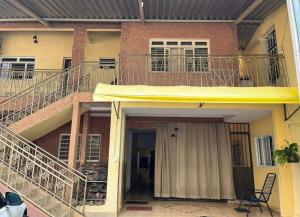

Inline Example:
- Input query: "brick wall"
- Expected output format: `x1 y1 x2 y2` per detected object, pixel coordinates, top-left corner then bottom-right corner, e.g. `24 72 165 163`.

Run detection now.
120 22 238 55
119 22 239 86
34 116 111 166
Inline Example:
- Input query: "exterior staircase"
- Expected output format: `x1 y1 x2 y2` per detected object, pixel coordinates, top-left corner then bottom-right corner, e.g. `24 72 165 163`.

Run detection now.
0 64 92 216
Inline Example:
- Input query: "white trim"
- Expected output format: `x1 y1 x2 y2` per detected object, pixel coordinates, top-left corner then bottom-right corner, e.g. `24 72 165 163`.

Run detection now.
58 133 101 163
58 134 72 162
255 134 276 167
149 39 210 73
86 134 101 162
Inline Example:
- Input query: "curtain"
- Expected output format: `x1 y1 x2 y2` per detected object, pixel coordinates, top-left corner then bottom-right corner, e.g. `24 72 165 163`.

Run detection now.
155 122 235 200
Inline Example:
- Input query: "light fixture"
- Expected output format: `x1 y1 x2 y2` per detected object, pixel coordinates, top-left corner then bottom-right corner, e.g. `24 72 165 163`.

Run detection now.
33 34 38 44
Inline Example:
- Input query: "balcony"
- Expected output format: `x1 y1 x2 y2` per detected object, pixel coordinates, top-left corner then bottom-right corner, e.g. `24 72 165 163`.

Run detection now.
0 69 60 97
0 54 290 99
85 54 289 88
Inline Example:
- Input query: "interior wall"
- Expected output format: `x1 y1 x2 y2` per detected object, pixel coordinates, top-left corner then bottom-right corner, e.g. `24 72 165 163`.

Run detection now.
0 31 73 69
250 115 280 211
85 31 121 62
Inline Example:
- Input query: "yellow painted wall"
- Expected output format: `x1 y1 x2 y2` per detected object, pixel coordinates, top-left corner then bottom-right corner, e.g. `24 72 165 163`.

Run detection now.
250 115 280 211
244 4 297 87
85 31 121 62
285 105 300 217
0 31 73 69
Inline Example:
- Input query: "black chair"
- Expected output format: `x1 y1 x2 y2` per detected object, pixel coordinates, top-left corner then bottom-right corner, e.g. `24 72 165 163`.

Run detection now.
235 173 277 217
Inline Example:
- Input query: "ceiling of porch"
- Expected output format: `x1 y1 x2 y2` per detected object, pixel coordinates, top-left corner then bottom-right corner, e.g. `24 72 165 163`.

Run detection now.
124 107 272 123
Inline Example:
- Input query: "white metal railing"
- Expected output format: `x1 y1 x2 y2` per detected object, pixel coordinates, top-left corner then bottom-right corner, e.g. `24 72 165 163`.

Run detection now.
0 64 90 216
0 65 90 126
84 54 287 87
0 123 87 217
0 69 61 97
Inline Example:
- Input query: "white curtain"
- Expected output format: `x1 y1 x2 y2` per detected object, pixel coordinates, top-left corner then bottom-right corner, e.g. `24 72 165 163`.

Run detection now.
155 122 235 200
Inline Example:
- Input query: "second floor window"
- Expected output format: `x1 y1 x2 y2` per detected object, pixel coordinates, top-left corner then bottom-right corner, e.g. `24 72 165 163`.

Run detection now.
150 39 209 73
0 57 35 80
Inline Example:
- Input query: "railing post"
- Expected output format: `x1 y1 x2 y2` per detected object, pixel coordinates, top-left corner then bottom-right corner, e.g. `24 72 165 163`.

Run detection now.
82 177 87 215
69 181 74 217
6 143 14 185
30 80 37 115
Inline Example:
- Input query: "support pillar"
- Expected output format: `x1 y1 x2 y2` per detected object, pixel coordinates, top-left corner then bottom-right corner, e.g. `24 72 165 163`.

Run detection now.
80 111 90 166
105 102 126 216
72 26 86 67
272 106 295 217
68 102 81 168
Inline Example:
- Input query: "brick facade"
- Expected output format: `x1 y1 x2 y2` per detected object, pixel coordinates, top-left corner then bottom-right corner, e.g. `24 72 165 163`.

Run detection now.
72 26 86 66
119 22 239 86
34 116 111 166
120 22 238 55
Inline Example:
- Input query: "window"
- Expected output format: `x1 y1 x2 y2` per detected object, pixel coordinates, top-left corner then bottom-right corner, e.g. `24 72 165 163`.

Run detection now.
255 135 275 166
58 134 100 162
99 58 116 69
86 135 101 162
150 39 209 72
266 29 280 85
0 57 35 80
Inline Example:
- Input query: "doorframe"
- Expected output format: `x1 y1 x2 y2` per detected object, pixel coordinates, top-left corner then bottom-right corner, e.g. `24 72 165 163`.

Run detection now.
62 57 72 71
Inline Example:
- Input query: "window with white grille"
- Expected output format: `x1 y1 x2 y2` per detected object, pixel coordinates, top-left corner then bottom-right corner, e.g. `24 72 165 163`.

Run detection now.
255 135 275 166
0 57 35 79
99 58 116 69
149 39 209 72
86 135 101 162
58 134 100 162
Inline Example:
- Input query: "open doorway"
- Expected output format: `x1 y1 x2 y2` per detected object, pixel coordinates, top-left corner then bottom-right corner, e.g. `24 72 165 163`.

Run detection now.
125 130 156 202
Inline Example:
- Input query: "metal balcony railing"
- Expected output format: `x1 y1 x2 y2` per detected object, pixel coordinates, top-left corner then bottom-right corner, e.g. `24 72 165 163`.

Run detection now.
0 65 90 127
0 69 61 97
83 54 289 87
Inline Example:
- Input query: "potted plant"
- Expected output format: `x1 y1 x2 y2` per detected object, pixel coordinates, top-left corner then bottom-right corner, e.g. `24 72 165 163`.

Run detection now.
274 141 300 166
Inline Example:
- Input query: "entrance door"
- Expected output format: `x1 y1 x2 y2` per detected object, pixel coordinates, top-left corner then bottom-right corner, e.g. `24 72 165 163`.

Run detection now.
125 130 156 202
230 123 255 199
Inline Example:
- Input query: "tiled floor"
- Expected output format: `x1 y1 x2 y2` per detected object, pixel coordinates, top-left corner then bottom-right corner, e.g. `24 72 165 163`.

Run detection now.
119 200 280 217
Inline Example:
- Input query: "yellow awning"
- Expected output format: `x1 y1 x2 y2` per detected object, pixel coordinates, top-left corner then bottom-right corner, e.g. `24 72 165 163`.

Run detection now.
93 83 300 104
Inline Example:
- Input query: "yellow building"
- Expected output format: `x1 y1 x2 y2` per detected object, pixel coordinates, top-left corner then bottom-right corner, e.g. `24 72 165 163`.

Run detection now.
0 1 299 217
